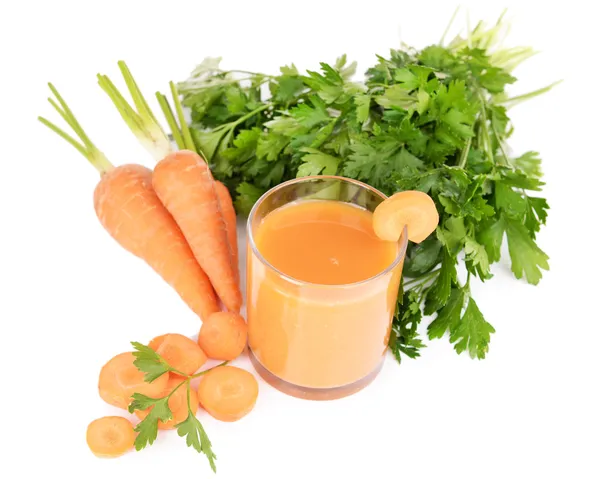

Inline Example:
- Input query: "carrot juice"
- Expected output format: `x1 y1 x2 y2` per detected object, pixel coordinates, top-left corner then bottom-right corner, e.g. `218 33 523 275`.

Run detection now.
246 176 407 399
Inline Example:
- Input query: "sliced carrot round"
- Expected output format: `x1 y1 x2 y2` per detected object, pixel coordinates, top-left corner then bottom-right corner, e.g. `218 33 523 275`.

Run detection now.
149 333 207 376
135 374 198 430
197 366 258 422
98 352 169 409
86 416 135 458
372 190 439 243
198 312 248 361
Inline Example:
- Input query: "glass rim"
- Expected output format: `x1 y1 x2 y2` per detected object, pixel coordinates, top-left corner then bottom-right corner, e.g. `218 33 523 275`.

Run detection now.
246 175 409 288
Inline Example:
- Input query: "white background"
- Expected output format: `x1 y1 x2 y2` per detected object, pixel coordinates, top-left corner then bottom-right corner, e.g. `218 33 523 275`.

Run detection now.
1 1 599 478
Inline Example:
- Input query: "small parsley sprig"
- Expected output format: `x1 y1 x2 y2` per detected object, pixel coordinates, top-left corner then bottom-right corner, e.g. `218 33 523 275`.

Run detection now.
128 342 226 472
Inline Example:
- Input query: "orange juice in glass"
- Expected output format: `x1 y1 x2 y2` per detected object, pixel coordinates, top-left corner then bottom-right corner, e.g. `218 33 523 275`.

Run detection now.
246 176 408 400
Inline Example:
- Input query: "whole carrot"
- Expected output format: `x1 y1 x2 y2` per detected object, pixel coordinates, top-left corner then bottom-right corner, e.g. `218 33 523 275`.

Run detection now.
214 181 240 284
94 164 219 319
39 84 219 320
152 150 242 313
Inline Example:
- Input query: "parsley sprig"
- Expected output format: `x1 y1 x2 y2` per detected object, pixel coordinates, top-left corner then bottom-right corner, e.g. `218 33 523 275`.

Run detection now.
128 342 226 472
175 11 557 361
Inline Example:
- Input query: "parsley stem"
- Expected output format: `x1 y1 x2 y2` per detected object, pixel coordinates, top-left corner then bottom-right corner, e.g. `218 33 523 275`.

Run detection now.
490 120 509 166
190 361 229 379
232 103 270 128
458 136 472 169
221 69 276 79
168 377 189 398
497 80 563 108
168 366 189 378
403 269 440 288
440 6 460 46
476 90 496 165
177 76 271 93
185 380 193 412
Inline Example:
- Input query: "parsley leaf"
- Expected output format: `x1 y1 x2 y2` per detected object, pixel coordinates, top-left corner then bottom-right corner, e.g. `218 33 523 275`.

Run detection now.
436 217 466 253
256 133 289 161
289 96 330 128
478 217 505 263
376 85 418 110
129 394 172 451
297 148 340 177
390 290 425 362
427 288 464 340
450 297 496 359
424 250 456 315
354 94 371 124
505 215 550 285
177 411 217 472
512 151 543 178
465 235 491 280
130 341 171 382
403 237 442 277
176 382 217 472
235 182 265 216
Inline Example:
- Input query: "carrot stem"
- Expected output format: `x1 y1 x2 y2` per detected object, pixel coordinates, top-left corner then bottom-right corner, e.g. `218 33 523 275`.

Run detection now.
97 63 172 161
38 116 87 157
118 60 164 132
170 81 196 152
48 83 96 149
97 74 147 135
39 83 113 175
156 92 186 150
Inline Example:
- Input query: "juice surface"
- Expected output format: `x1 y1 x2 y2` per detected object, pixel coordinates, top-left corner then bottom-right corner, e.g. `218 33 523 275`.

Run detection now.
247 199 404 390
255 200 397 285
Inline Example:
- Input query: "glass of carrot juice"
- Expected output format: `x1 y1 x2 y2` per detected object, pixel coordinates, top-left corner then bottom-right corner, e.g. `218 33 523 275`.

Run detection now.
246 176 408 400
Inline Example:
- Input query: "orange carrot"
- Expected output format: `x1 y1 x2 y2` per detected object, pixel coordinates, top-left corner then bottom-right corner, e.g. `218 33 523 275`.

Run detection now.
214 181 240 284
94 165 220 319
38 85 219 321
135 375 198 430
148 333 207 377
86 416 135 458
197 366 258 422
198 312 248 361
98 352 169 409
152 150 242 313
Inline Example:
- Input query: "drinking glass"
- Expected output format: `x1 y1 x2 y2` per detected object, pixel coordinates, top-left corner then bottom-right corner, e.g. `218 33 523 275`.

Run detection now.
246 176 408 400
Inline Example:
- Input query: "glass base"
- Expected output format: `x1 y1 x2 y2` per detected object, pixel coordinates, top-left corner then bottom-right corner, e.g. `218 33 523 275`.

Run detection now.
249 348 384 401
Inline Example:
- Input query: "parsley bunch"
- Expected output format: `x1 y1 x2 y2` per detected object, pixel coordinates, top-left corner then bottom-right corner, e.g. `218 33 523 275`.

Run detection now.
176 13 556 362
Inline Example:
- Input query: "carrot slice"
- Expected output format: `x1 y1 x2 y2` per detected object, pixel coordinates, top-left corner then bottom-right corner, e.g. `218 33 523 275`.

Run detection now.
86 416 135 458
148 333 207 377
198 312 248 361
372 190 439 243
135 375 198 430
98 352 169 409
197 366 258 422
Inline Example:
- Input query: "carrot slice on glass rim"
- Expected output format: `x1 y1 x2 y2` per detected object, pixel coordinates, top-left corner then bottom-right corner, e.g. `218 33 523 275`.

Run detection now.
373 190 439 243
